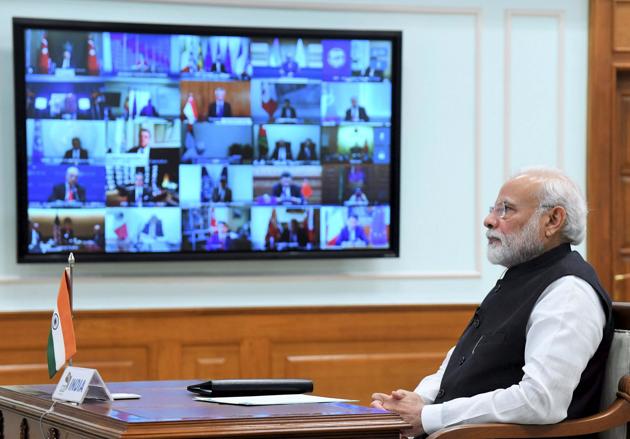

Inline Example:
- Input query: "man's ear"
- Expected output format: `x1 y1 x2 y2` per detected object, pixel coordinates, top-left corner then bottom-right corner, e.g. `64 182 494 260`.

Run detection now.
544 206 567 236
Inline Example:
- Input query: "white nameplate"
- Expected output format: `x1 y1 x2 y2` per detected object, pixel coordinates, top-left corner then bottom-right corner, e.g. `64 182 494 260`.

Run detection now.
52 366 113 404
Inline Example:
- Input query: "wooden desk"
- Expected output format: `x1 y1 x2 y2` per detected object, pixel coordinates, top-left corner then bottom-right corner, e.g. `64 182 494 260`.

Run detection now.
0 380 408 438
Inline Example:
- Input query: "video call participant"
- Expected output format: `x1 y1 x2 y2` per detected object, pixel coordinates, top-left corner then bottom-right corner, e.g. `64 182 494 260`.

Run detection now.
211 174 232 203
279 99 297 119
92 224 104 250
60 217 75 245
62 137 89 162
280 54 299 77
128 128 151 154
48 166 86 203
362 56 384 80
140 215 164 251
206 221 232 251
140 98 159 117
28 221 42 252
271 171 304 205
208 87 232 118
210 56 227 74
345 97 370 122
336 214 368 246
127 171 153 207
371 168 614 438
280 219 308 248
271 141 293 161
346 187 369 206
297 138 317 161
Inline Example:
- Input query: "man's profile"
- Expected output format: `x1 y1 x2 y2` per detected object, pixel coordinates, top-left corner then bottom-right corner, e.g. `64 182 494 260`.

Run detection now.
371 168 614 438
344 97 369 122
48 166 86 203
128 128 151 154
207 87 232 118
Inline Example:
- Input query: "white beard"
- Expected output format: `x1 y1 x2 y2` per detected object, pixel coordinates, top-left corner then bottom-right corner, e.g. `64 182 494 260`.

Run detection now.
486 211 545 267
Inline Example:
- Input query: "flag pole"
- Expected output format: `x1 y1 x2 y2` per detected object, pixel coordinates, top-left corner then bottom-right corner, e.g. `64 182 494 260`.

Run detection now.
68 252 75 367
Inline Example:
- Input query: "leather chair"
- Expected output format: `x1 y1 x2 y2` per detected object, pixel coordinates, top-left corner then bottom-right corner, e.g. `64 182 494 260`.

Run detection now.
427 302 630 439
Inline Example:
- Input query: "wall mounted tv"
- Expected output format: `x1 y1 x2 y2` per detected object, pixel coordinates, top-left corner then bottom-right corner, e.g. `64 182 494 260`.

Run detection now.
13 17 401 263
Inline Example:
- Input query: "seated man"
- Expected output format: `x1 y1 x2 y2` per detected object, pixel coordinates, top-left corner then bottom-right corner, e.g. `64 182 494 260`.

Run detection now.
48 166 86 203
60 217 75 245
345 97 369 122
271 171 304 205
139 98 159 117
279 99 297 119
345 187 369 206
280 54 299 77
280 219 308 248
206 221 232 251
271 141 293 161
297 138 317 161
211 174 232 203
62 137 89 163
128 128 151 154
140 215 164 249
207 87 232 118
336 214 368 247
371 168 614 438
362 56 384 80
125 171 153 207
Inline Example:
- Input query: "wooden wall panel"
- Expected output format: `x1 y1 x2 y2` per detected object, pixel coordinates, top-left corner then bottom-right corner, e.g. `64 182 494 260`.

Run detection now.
271 339 452 405
614 1 630 52
0 305 474 403
181 344 241 379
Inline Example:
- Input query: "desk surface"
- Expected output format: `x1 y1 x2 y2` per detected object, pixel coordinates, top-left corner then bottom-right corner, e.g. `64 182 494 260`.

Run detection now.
0 380 408 438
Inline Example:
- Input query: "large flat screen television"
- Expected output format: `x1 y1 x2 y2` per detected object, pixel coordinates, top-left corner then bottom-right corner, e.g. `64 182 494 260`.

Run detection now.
13 17 401 263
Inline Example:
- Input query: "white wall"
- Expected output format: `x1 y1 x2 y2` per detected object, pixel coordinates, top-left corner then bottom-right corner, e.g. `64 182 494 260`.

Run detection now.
0 0 589 310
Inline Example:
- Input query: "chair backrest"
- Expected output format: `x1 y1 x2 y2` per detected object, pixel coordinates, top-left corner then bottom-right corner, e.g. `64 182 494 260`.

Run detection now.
600 302 630 439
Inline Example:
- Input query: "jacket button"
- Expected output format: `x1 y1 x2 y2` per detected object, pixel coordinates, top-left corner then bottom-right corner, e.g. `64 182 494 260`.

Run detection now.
458 355 466 365
437 388 445 398
472 317 480 328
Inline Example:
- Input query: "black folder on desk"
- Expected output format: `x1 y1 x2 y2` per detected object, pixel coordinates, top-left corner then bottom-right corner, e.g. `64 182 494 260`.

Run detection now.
187 379 313 397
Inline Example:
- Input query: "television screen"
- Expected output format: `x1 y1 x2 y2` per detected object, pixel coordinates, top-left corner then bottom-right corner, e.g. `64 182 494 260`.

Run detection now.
13 18 401 262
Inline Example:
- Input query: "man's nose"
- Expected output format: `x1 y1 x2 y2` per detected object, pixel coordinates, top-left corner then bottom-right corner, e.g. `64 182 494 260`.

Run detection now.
483 213 496 229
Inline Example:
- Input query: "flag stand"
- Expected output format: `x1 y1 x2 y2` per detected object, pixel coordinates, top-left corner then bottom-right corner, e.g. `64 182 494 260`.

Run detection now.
68 252 74 367
50 253 114 404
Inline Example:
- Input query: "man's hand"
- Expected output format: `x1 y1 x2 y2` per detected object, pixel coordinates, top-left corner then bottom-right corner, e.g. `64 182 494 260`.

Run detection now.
371 389 425 437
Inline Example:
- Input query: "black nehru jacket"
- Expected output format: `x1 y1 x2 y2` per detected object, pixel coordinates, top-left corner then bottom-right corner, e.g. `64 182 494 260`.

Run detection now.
433 243 613 439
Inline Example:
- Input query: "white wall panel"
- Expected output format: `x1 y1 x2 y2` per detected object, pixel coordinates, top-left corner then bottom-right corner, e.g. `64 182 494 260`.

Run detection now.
0 0 589 310
505 12 564 177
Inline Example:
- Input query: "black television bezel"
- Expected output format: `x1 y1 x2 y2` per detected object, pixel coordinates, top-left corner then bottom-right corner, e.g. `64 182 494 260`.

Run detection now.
13 17 402 264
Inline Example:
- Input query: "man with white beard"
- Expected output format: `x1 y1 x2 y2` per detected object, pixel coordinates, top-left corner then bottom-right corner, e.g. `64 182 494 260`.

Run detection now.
372 168 614 439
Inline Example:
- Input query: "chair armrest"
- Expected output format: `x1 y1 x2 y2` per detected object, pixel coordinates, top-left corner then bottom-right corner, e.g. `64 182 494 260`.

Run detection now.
427 375 630 439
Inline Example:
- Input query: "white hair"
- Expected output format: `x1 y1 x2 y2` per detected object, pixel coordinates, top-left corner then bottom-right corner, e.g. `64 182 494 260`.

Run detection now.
511 167 587 245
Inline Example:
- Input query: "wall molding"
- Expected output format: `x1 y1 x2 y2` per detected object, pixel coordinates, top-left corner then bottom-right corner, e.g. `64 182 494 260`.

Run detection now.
503 9 566 179
100 0 482 15
5 5 486 282
0 270 483 285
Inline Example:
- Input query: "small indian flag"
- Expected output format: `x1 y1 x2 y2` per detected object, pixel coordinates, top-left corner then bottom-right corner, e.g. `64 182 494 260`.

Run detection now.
47 268 76 378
